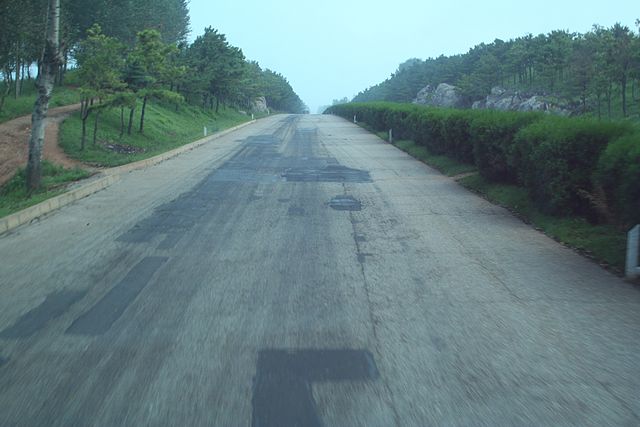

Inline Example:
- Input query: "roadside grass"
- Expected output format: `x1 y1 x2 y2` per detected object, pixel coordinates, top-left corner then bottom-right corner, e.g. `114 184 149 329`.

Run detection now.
460 174 627 271
2 98 253 220
389 137 627 273
0 161 91 218
393 140 477 176
0 82 79 124
60 100 251 167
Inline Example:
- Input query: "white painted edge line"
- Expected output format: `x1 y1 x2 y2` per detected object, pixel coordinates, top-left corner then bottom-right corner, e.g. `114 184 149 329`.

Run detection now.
0 119 257 236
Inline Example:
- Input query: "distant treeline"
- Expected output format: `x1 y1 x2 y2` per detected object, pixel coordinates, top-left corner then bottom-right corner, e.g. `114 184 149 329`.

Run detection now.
354 23 640 119
0 0 306 115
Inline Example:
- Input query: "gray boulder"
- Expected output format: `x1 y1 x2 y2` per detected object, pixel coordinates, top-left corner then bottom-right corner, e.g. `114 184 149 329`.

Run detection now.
414 83 464 108
481 87 574 116
253 96 268 113
414 85 434 104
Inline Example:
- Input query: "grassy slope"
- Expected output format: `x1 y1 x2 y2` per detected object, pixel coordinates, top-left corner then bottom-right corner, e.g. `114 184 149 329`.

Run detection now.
1 98 253 219
0 162 90 218
60 100 251 166
0 82 79 124
391 138 627 273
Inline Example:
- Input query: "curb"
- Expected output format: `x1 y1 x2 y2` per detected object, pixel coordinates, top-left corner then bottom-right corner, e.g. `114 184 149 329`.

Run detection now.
0 119 256 236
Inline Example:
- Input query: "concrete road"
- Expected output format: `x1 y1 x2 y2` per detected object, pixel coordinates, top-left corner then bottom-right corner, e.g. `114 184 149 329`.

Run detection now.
0 115 639 426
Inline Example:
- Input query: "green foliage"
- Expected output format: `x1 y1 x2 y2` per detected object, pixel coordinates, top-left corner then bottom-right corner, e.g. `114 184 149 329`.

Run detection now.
0 83 79 124
469 110 542 182
352 24 640 120
66 0 190 46
596 133 640 224
0 161 90 218
394 140 477 176
442 110 475 163
60 99 250 167
76 25 126 97
514 117 632 216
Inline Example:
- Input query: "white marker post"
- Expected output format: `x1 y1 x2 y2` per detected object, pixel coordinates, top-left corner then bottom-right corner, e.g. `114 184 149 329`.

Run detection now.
388 129 393 144
626 225 640 280
204 126 208 137
353 115 357 124
251 113 255 120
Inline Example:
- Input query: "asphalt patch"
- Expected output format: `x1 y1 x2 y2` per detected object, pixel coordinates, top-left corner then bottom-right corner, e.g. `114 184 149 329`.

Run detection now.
66 257 168 336
283 164 371 183
0 290 87 339
287 207 305 216
252 349 379 427
329 195 362 211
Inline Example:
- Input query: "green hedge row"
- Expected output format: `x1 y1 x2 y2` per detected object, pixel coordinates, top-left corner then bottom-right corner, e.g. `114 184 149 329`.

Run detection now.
326 102 639 224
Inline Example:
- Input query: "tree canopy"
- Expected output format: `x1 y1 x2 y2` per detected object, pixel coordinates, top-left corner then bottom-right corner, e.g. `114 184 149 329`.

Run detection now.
354 23 640 119
0 1 306 116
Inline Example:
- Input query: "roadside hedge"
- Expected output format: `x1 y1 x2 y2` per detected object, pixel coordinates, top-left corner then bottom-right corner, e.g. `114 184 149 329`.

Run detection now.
514 117 633 216
326 102 639 225
596 133 640 224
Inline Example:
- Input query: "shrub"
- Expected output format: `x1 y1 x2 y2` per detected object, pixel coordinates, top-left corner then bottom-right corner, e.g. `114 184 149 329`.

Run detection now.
515 117 632 216
596 133 640 225
443 110 474 163
469 110 542 183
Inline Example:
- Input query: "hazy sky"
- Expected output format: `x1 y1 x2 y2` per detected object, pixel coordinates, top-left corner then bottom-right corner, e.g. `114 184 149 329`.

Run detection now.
188 0 638 113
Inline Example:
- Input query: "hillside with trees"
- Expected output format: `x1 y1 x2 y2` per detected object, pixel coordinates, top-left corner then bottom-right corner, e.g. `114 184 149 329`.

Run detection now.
0 0 306 117
0 0 305 211
354 23 640 120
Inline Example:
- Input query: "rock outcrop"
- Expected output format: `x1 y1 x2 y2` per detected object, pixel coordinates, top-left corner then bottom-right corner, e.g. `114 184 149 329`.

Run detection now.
472 87 573 116
253 96 269 113
414 84 575 116
414 83 465 108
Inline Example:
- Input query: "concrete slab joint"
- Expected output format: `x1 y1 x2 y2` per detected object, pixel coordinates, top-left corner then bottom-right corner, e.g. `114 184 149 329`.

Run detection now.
0 120 256 236
626 224 640 280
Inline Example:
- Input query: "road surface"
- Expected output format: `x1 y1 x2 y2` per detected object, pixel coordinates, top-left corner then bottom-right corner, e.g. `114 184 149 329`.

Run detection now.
0 115 639 426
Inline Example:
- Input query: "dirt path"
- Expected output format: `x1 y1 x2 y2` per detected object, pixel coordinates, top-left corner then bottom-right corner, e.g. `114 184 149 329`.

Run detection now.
0 103 84 187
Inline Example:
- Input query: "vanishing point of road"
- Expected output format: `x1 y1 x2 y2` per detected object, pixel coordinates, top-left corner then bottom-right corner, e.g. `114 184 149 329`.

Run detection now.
0 115 639 426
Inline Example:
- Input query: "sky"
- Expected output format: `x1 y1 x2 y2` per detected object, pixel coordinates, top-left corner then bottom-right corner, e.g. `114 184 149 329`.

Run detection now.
188 0 638 113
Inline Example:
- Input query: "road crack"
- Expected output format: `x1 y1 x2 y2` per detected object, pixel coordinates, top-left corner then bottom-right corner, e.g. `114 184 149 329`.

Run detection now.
342 183 402 427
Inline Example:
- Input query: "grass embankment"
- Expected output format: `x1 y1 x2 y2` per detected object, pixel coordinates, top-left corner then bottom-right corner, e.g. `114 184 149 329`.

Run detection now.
60 100 251 167
0 83 79 124
390 138 627 272
0 97 254 220
0 162 90 218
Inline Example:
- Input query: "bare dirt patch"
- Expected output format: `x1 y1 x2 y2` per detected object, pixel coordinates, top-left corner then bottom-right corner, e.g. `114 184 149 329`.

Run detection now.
0 104 86 186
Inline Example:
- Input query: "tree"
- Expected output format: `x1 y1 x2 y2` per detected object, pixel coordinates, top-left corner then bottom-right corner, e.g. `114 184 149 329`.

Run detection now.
185 27 247 113
607 24 634 117
127 29 182 133
75 24 126 149
26 0 63 192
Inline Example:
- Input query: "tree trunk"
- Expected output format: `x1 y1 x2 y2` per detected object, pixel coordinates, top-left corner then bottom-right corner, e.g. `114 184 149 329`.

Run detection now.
139 95 148 133
621 77 627 117
93 110 101 145
80 98 90 150
127 106 135 135
0 78 11 112
607 82 612 120
26 0 61 193
15 57 21 99
120 107 125 137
